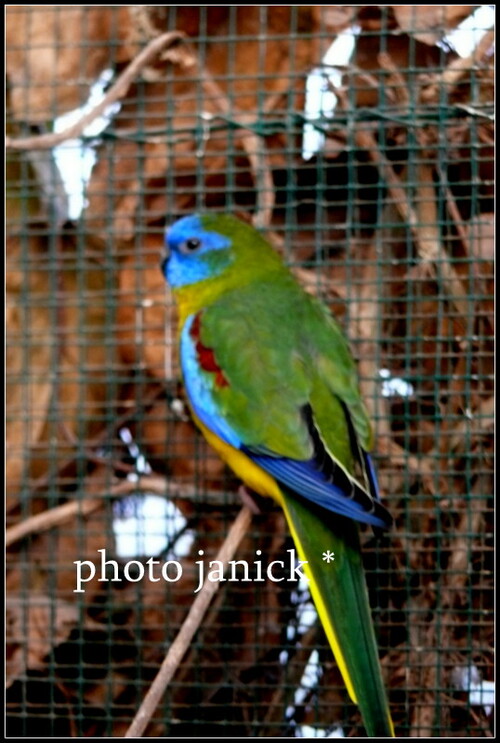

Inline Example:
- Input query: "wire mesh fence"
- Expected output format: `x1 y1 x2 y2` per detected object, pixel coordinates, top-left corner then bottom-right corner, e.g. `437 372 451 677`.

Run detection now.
6 6 494 737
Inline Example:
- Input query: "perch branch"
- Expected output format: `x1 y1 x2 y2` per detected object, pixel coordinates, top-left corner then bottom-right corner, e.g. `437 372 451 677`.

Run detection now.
6 497 103 548
5 31 185 151
6 474 240 548
124 505 253 737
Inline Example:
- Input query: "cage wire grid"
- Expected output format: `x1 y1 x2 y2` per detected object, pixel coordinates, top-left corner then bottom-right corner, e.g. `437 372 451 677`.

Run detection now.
5 5 494 738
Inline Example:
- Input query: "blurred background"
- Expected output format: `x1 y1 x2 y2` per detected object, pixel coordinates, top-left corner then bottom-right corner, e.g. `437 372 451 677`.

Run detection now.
6 6 494 737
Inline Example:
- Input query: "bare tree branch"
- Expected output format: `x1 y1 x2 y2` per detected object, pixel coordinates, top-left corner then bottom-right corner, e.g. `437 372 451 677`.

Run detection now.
6 31 185 151
124 505 253 737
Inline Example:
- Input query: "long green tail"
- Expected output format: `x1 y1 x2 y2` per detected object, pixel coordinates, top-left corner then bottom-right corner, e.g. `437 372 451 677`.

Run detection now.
281 488 394 737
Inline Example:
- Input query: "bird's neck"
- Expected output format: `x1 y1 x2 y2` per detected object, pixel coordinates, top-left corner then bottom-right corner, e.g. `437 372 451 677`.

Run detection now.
172 273 239 327
173 261 288 327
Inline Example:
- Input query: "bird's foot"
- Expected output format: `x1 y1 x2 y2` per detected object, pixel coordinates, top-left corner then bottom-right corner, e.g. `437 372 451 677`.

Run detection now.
238 485 265 515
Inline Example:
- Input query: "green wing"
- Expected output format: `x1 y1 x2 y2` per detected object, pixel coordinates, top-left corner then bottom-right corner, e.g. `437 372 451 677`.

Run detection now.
199 276 372 467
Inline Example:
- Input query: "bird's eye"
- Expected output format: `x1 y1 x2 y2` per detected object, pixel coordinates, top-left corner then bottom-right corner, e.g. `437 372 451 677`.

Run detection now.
181 238 202 253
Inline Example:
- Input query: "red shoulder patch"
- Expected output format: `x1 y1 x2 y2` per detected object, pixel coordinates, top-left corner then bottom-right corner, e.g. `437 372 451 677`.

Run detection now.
190 312 230 388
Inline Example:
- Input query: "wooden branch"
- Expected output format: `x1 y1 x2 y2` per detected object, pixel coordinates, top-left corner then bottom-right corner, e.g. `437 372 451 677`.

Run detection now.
379 395 494 498
331 57 471 320
377 52 410 106
350 124 469 318
439 394 494 455
6 474 240 548
443 180 472 254
6 31 185 151
183 42 276 229
124 505 253 737
162 39 275 229
376 53 470 316
409 471 492 735
420 28 495 103
6 497 104 548
18 385 166 495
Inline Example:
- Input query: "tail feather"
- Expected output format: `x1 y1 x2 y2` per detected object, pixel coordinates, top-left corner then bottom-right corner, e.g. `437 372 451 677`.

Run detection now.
281 487 394 737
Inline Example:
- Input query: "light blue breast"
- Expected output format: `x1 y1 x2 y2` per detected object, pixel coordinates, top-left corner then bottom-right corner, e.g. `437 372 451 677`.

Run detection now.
180 315 242 449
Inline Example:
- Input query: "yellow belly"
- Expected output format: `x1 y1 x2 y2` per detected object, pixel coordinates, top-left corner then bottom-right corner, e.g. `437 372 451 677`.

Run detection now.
195 418 284 506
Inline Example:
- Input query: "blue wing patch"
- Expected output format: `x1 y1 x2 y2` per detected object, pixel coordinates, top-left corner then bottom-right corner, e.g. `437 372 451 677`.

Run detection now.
243 450 392 529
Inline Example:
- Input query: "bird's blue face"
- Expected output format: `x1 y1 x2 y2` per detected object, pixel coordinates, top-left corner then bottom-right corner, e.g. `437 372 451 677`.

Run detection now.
162 215 233 288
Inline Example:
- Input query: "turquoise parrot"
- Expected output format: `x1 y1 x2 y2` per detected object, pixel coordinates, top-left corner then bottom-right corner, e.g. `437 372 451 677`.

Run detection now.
161 213 394 736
